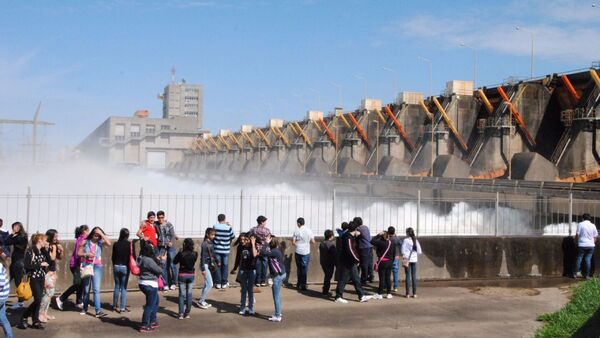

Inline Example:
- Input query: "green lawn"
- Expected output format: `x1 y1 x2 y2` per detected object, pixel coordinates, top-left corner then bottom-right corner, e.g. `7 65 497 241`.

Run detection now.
535 278 600 338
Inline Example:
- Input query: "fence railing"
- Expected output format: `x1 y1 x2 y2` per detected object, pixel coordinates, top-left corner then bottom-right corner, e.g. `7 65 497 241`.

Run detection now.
0 188 596 238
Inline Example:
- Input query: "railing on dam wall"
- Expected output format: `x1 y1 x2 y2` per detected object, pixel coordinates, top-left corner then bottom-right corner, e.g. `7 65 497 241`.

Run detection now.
0 187 597 238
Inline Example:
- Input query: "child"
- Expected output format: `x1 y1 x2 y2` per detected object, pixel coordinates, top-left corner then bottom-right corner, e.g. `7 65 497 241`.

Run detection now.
197 228 216 309
260 235 286 322
319 230 336 296
173 238 197 319
230 233 258 315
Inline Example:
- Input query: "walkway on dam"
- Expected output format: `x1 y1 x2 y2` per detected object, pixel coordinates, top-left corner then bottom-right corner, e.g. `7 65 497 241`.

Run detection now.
8 279 572 338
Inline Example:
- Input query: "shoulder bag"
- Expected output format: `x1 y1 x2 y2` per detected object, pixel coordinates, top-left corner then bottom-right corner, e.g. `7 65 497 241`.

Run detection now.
129 241 140 276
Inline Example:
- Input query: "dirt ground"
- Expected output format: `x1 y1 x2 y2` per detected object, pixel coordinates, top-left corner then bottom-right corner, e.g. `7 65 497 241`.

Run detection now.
7 279 573 338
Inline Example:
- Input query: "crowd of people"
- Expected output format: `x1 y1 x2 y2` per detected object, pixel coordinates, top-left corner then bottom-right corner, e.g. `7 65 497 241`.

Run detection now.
2 211 594 335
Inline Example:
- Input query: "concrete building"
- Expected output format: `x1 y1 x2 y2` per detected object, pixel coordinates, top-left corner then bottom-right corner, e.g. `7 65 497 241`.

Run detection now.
78 82 203 169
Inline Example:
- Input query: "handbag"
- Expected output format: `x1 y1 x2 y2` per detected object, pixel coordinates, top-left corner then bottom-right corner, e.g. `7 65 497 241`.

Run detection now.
16 276 32 301
129 241 140 276
374 240 392 272
158 276 165 289
80 264 94 278
402 251 414 268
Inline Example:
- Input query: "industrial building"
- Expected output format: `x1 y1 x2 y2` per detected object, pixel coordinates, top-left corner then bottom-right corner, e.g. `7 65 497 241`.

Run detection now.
78 81 203 169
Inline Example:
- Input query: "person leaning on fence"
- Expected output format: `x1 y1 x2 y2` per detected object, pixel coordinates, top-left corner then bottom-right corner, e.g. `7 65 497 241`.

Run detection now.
56 225 89 311
6 221 28 309
39 229 63 322
156 210 178 290
17 233 49 330
173 238 198 319
0 248 13 338
78 226 111 318
574 213 598 279
319 229 336 296
112 228 133 313
213 214 235 289
334 221 372 304
401 227 422 298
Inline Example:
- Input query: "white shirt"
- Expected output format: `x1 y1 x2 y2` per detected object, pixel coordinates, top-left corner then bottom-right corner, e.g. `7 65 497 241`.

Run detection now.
293 226 314 255
577 220 598 248
401 238 422 263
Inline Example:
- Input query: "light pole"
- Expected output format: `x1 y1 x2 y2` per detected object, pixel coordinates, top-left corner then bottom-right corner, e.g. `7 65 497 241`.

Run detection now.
353 74 368 99
460 42 478 88
382 66 399 100
331 82 343 108
515 26 534 79
372 120 380 175
417 56 432 97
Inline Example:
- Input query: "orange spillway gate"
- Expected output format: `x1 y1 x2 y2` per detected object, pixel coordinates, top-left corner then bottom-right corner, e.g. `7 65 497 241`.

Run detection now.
318 118 337 147
384 105 415 152
497 86 536 147
560 75 581 102
346 113 370 149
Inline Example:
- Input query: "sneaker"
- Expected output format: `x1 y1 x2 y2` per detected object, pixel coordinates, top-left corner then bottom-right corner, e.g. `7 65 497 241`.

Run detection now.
239 307 247 315
260 283 267 287
373 294 383 300
267 278 273 286
76 303 84 309
139 326 155 333
170 285 177 290
359 295 372 302
178 314 184 320
335 297 348 304
119 308 126 313
268 316 282 322
215 284 221 289
16 321 28 330
79 310 86 316
413 294 418 298
184 314 191 319
254 283 261 288
95 311 107 318
393 288 398 292
150 322 159 329
198 302 212 309
385 294 393 299
247 308 255 315
55 297 63 310
11 302 24 310
222 282 229 289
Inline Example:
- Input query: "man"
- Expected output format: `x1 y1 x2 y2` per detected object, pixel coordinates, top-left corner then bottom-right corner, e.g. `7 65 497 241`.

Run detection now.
335 222 371 304
354 217 373 285
248 216 271 286
292 217 315 291
574 213 598 279
213 214 235 289
156 210 178 290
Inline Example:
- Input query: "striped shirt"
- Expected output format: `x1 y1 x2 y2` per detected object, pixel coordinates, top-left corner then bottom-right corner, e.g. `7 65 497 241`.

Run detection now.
0 264 8 302
213 223 235 255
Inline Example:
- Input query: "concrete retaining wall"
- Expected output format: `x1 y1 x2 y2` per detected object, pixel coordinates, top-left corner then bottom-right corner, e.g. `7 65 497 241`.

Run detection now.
25 236 594 292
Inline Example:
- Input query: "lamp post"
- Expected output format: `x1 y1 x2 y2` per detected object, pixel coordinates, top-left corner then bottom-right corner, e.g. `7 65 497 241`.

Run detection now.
382 66 399 100
372 120 380 175
417 56 432 97
515 26 534 79
331 82 343 108
460 42 478 88
353 74 368 99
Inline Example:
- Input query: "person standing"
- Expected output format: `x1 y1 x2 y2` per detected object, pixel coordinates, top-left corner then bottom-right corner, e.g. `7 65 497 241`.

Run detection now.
0 248 13 338
248 216 271 286
39 229 63 322
402 227 422 298
156 210 178 290
371 231 394 300
7 222 28 309
137 243 165 333
137 211 158 249
173 238 198 319
292 218 315 291
260 235 286 322
197 228 216 309
388 226 403 292
230 233 258 315
78 227 111 317
0 219 10 258
354 217 374 285
111 228 132 313
574 213 598 279
213 214 235 289
56 225 89 311
17 233 48 330
334 222 371 304
319 230 336 296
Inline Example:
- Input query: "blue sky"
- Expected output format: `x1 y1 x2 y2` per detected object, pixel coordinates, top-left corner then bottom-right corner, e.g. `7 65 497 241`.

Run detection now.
0 0 599 157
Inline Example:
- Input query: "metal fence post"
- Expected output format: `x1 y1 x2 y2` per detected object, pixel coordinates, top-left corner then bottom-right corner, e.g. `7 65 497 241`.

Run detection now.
331 188 336 231
239 189 244 235
139 187 144 222
26 186 31 227
495 191 500 237
416 189 421 236
568 192 573 236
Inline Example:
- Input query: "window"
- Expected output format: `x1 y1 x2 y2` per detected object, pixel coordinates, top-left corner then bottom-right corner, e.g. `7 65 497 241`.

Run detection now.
146 125 155 134
161 125 171 131
114 124 125 141
185 111 198 116
130 124 140 137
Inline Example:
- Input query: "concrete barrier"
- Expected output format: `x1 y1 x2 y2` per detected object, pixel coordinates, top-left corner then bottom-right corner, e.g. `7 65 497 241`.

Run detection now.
19 236 596 292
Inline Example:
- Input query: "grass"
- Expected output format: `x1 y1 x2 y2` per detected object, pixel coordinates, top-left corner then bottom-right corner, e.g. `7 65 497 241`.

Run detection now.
534 277 600 338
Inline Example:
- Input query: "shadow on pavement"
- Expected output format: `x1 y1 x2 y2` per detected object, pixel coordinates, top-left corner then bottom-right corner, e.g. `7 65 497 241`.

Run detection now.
99 315 138 332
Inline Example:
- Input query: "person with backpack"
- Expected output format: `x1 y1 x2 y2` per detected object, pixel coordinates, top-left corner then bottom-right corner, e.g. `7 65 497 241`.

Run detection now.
402 227 422 298
371 231 394 300
78 226 111 317
173 238 198 319
111 228 133 313
7 222 28 309
17 233 48 330
56 225 89 311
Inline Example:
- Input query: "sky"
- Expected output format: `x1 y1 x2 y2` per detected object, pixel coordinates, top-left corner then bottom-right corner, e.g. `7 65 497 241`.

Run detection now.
0 0 599 159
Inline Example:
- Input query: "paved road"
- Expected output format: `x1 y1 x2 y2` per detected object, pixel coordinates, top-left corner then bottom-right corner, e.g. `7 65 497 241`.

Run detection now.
7 281 571 338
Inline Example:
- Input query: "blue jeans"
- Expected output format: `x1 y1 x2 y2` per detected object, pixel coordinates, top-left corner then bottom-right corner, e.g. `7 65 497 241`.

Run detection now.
0 301 13 338
214 253 230 285
575 247 595 277
199 264 213 303
161 247 178 286
82 265 103 313
255 256 268 284
294 253 310 288
404 263 417 296
239 269 255 310
139 284 158 328
392 258 400 289
113 265 129 310
271 273 285 317
178 274 194 315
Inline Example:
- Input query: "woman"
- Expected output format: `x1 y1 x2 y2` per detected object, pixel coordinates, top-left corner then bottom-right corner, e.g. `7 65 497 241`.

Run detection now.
112 228 132 313
137 242 165 333
0 247 14 338
17 233 48 330
401 227 422 298
173 238 197 319
56 225 89 310
6 222 28 309
371 231 394 300
260 235 286 322
197 228 216 309
230 232 258 315
39 229 63 322
78 226 111 317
